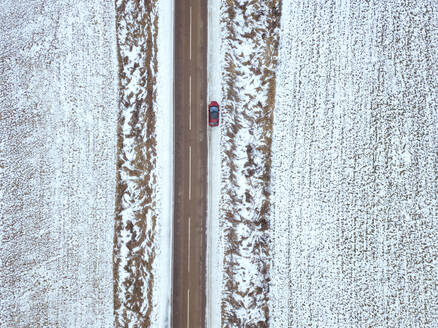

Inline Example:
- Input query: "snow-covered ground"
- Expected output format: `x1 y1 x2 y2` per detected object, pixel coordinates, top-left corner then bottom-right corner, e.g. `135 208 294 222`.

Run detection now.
206 1 223 327
113 0 173 326
5 0 436 327
155 0 174 326
0 1 118 326
112 1 159 325
209 0 281 326
271 1 438 327
0 0 173 326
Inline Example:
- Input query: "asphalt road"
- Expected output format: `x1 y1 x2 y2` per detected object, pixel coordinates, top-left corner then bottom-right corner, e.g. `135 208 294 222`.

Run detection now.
172 0 207 327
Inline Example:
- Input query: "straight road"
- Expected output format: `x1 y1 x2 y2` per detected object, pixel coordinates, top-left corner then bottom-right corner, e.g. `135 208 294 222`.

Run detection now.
173 0 207 327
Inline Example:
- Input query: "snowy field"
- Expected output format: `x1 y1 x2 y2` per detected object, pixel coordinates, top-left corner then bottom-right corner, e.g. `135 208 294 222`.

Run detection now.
2 0 436 327
271 1 438 327
0 0 118 326
0 0 173 326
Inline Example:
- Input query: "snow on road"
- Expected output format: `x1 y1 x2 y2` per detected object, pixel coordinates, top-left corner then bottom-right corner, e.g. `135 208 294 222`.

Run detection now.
206 0 223 327
156 0 174 326
271 1 438 327
0 1 118 326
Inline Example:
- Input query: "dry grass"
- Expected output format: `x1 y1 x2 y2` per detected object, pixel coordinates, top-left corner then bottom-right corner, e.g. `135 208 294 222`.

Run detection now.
113 0 159 326
220 0 281 326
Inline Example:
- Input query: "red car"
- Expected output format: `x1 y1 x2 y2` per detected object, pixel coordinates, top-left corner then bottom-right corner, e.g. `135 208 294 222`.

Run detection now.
208 101 220 127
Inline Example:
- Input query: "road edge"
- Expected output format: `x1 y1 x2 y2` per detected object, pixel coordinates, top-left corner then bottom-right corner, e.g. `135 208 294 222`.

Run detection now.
206 0 223 326
156 0 175 326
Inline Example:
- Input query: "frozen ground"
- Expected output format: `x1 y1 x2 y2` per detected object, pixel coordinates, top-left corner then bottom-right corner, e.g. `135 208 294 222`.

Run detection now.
271 1 438 327
0 0 118 326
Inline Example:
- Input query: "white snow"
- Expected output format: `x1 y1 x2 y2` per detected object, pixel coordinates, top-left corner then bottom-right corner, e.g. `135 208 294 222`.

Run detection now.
113 0 174 326
270 1 438 327
1 0 174 326
0 0 118 326
209 0 280 325
155 0 174 326
206 0 223 327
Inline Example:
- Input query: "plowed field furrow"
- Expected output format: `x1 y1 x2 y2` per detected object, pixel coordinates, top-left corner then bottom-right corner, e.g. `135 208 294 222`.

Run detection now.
271 1 438 326
0 1 118 326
